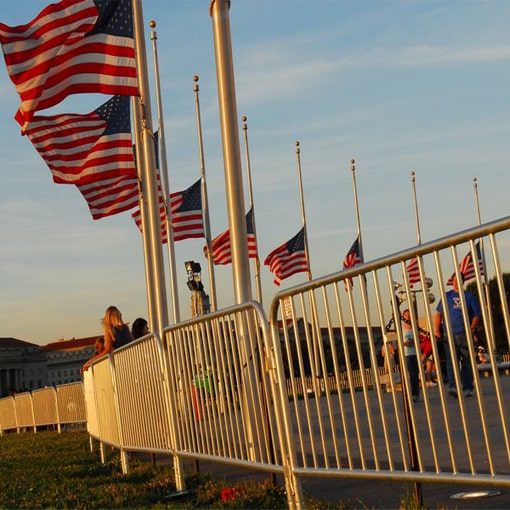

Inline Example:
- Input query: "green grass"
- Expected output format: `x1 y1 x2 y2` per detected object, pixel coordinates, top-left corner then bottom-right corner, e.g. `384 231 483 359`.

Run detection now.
0 431 296 509
0 430 443 509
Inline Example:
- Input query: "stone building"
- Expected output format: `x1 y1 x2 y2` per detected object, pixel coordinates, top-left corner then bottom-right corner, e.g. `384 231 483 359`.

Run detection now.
0 338 47 397
41 337 98 386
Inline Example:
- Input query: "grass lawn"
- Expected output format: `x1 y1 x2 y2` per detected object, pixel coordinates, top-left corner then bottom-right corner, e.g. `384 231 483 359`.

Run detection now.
0 430 292 509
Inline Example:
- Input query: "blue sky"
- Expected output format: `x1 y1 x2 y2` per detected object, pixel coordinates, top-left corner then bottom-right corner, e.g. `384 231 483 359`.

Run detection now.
1 0 510 345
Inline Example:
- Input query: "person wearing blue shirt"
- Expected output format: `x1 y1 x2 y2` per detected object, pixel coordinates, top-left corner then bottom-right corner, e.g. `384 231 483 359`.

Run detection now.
434 273 481 398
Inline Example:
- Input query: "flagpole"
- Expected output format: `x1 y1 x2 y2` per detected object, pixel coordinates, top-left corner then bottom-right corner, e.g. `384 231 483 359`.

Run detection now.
193 75 217 311
473 176 494 347
132 0 169 335
411 170 422 245
149 20 180 323
295 141 312 281
132 97 155 327
350 159 364 260
473 177 489 284
241 116 263 304
210 0 251 304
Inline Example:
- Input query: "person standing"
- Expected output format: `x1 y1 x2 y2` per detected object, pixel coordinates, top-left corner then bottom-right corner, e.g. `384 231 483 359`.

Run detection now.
131 317 149 340
82 306 134 372
434 273 481 398
402 309 420 402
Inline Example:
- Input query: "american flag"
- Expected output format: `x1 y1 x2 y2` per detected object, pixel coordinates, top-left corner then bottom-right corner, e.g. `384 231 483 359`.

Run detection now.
342 236 363 290
77 174 139 220
0 0 138 127
406 257 421 287
132 179 204 244
169 179 204 241
264 227 309 286
447 242 485 285
205 208 258 265
24 95 135 185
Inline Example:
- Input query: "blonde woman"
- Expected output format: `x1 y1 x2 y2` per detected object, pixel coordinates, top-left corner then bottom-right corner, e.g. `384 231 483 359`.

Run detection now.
82 306 133 372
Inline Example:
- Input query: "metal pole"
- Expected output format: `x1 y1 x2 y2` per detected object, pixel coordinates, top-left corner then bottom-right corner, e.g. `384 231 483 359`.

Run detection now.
411 170 422 245
209 0 251 304
473 177 495 354
149 20 180 323
295 141 312 281
193 75 217 311
241 116 263 305
350 159 364 261
131 97 155 327
132 0 169 335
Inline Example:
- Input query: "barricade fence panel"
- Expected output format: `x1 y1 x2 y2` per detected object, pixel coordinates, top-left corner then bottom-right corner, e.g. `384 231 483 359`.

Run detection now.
0 397 17 433
111 335 173 453
268 216 510 498
162 303 283 469
31 387 58 427
56 382 86 426
87 356 120 447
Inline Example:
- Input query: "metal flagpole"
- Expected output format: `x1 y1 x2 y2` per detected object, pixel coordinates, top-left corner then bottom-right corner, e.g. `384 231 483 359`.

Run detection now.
132 1 184 492
209 0 251 304
405 170 423 506
473 176 495 353
132 97 155 327
241 116 263 304
296 141 322 388
473 177 489 285
295 141 312 281
131 0 169 335
149 20 180 323
411 170 422 245
193 75 217 311
350 159 364 261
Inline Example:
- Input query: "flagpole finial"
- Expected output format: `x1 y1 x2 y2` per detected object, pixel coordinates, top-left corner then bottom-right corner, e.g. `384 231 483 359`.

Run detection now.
473 176 477 188
295 140 300 154
193 75 199 82
351 159 355 172
149 20 157 42
411 169 416 180
242 115 247 131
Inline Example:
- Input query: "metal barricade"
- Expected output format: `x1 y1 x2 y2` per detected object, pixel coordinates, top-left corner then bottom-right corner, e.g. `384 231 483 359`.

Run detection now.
31 387 58 428
55 382 86 429
161 302 284 477
268 216 510 508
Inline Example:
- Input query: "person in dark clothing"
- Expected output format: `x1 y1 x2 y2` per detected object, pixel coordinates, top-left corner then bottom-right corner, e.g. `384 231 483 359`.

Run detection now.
131 317 149 340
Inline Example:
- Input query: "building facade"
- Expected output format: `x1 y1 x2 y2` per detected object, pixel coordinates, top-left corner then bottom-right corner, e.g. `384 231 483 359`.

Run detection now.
0 336 97 397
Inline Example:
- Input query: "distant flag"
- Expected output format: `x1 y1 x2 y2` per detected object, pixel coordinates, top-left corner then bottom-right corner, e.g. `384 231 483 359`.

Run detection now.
447 242 485 285
0 0 138 128
264 227 308 286
406 257 421 287
24 95 135 185
169 179 204 241
77 174 139 220
342 236 363 290
205 208 258 265
132 178 204 244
